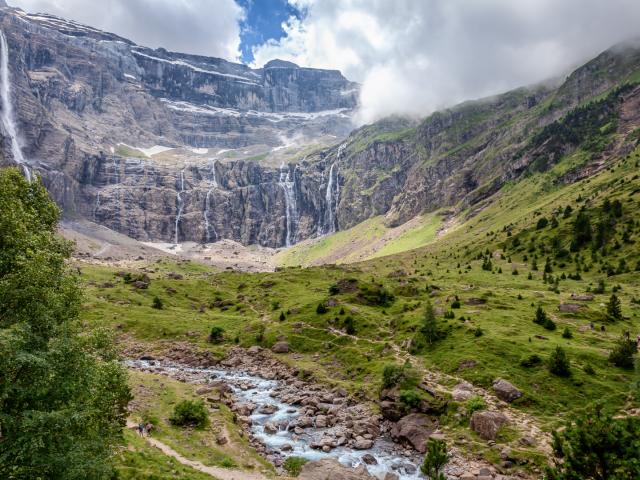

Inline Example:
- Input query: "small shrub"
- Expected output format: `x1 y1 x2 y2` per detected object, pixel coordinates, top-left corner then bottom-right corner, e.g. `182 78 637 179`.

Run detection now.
543 317 557 331
536 218 549 230
344 316 356 335
152 296 163 309
170 400 208 428
399 389 422 410
208 326 225 344
583 364 595 375
316 302 328 314
474 327 483 337
609 336 637 369
451 300 461 309
466 396 486 415
562 327 573 339
520 354 542 368
382 363 418 390
283 457 308 477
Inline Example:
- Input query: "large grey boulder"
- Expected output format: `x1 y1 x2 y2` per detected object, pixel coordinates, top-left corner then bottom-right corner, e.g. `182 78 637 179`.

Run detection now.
271 341 289 353
390 413 437 453
492 378 522 403
298 459 374 480
470 411 508 440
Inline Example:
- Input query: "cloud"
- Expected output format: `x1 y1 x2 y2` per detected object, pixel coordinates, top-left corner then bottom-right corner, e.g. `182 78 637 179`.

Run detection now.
10 0 245 60
251 0 640 124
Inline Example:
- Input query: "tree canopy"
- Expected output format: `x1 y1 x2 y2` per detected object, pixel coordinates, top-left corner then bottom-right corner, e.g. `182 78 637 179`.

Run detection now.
0 168 131 479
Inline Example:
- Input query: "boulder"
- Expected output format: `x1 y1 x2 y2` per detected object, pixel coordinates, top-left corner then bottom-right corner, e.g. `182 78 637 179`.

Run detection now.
570 293 594 301
492 379 522 403
470 411 508 441
271 341 290 353
558 303 582 313
353 436 374 449
264 422 278 434
361 454 377 465
259 404 278 414
298 459 375 480
390 413 437 453
452 381 475 401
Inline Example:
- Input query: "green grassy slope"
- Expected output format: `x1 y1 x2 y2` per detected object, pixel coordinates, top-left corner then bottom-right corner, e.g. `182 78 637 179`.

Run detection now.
275 212 443 266
82 144 640 424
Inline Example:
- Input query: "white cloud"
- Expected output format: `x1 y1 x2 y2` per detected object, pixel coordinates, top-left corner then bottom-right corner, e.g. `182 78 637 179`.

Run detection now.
252 0 640 124
10 0 245 60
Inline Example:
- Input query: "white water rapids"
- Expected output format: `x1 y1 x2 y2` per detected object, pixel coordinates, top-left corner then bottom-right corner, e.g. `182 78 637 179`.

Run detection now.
127 359 424 479
0 29 30 181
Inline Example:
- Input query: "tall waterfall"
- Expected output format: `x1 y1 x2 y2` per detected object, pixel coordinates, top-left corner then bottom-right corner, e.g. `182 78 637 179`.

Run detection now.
0 30 30 181
174 169 185 244
278 162 298 247
203 161 218 243
323 162 340 235
93 191 101 221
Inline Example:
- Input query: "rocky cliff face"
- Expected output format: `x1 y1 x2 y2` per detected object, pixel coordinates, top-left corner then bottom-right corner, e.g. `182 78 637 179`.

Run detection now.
1 4 639 249
0 6 355 247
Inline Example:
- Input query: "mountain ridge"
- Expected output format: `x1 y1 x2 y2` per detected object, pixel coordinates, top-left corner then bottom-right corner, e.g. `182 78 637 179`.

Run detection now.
1 4 640 251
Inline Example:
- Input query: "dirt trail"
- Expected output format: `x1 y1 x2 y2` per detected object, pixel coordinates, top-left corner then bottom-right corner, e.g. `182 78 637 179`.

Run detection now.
126 420 269 480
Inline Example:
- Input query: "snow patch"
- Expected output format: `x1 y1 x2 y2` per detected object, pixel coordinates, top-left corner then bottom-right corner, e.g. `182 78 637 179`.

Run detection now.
118 143 174 157
140 242 183 255
132 50 260 85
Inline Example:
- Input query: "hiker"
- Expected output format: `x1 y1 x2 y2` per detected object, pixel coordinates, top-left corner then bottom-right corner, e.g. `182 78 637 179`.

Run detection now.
138 422 145 437
145 422 154 436
637 334 640 350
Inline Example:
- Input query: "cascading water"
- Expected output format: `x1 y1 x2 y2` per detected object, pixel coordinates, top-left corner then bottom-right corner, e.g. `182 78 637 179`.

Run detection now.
323 162 339 235
203 161 218 243
0 30 30 181
127 360 425 479
278 162 298 247
93 191 101 221
174 169 186 244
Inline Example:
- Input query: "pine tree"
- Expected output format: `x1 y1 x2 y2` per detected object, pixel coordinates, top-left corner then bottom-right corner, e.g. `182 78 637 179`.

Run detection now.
421 438 449 480
548 346 571 377
421 301 440 345
606 294 622 321
546 405 640 479
534 305 547 325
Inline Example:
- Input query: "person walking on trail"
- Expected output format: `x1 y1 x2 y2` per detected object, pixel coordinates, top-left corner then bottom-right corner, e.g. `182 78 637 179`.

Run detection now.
138 422 145 437
145 422 154 436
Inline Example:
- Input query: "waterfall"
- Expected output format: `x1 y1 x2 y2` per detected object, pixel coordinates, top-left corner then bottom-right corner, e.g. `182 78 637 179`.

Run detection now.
93 191 101 221
203 161 218 243
0 30 30 181
174 169 185 244
323 162 339 235
278 162 298 247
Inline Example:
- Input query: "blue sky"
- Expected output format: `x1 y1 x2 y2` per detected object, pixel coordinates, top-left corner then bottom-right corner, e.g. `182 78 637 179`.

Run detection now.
237 0 301 64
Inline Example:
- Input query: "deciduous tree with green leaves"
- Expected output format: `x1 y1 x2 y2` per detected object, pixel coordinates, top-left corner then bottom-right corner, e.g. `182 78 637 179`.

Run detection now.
0 168 131 479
